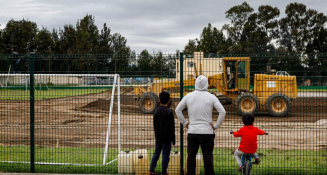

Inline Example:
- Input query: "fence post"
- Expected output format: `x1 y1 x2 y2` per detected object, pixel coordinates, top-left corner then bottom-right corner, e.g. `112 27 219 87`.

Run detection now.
29 53 35 173
179 52 184 175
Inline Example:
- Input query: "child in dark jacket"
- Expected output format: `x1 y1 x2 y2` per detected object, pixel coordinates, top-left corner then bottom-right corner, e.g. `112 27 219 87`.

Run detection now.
149 91 175 175
232 114 265 171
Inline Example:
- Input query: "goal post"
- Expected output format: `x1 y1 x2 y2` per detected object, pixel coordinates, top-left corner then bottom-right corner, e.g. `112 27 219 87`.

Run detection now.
103 74 121 165
0 74 121 166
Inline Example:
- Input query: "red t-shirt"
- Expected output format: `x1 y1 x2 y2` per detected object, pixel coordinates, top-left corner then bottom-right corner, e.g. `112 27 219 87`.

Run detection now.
233 125 265 153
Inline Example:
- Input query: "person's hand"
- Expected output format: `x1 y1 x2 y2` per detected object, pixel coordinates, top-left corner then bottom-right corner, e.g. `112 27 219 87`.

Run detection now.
210 123 215 130
232 130 237 133
186 122 190 129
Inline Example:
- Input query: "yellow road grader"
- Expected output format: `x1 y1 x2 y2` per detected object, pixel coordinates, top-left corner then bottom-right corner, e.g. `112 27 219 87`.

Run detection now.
134 57 297 117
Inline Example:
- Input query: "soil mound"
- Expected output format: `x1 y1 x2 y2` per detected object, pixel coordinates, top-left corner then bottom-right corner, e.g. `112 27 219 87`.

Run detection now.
81 99 110 111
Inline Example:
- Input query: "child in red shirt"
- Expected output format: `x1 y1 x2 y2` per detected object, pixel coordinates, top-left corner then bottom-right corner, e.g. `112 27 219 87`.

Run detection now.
232 114 265 171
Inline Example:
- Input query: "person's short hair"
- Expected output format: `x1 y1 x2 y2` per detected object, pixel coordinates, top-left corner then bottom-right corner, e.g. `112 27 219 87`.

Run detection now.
159 91 170 104
242 114 254 125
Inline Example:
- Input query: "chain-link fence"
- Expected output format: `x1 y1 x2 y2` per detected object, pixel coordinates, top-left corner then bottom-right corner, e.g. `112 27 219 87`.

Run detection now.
0 52 326 174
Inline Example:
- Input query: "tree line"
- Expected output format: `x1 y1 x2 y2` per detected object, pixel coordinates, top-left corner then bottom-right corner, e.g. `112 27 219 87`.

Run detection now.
1 2 327 77
183 2 327 77
0 15 177 76
184 2 327 54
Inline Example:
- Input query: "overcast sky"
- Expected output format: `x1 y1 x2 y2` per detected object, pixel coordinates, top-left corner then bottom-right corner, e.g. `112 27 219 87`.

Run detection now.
0 0 326 53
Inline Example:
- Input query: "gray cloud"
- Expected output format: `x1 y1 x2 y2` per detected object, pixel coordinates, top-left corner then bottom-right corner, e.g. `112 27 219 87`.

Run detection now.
1 0 326 53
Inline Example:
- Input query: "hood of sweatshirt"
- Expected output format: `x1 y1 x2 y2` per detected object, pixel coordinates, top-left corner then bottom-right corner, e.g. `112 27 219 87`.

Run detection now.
195 75 208 91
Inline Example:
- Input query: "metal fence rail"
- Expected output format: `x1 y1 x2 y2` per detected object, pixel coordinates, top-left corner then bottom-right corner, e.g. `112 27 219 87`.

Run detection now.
0 53 326 175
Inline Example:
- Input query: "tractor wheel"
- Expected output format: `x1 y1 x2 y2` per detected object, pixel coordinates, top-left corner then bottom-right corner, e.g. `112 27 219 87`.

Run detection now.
139 92 159 114
266 93 291 117
235 93 260 116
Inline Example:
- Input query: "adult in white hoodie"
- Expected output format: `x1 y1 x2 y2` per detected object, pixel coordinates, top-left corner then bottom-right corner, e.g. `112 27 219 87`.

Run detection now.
175 75 226 175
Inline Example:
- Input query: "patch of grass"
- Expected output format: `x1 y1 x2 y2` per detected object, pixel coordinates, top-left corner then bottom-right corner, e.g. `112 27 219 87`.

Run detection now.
0 145 118 174
1 146 326 174
0 89 109 100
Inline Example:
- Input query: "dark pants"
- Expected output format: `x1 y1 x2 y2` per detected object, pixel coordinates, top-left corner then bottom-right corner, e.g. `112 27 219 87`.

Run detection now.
149 140 172 174
187 134 215 175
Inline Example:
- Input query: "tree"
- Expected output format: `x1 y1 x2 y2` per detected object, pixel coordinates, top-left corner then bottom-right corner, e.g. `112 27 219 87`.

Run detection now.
98 23 112 53
35 27 54 53
305 28 327 74
33 27 55 73
151 51 166 76
183 39 199 56
183 23 228 55
257 5 280 42
305 12 327 74
199 23 227 54
256 5 280 52
278 3 326 52
0 25 10 72
1 19 38 73
0 26 5 53
58 24 76 53
108 33 133 75
75 14 99 53
223 2 254 45
305 10 327 53
137 49 153 76
51 29 60 53
165 50 179 77
71 15 100 73
2 19 38 53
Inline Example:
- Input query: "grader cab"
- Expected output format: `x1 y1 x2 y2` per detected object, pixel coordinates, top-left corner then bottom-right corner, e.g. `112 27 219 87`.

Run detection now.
135 57 297 117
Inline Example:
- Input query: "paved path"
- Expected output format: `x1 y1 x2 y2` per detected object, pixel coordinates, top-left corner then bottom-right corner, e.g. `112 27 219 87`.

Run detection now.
297 92 327 97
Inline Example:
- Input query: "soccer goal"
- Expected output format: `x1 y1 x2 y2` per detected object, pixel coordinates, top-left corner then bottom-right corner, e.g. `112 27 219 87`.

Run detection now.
0 74 122 166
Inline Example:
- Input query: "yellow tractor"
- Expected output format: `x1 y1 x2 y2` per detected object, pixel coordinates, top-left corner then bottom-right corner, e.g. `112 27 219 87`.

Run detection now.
135 57 297 117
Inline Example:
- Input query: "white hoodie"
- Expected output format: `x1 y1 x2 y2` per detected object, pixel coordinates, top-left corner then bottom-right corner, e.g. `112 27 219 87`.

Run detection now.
175 75 226 134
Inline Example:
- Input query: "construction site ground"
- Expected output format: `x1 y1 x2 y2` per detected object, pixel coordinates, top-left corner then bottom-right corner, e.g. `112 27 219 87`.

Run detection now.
0 88 326 151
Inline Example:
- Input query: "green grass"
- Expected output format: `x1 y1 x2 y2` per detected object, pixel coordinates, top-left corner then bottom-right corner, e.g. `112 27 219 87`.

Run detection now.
0 88 109 100
0 145 326 174
0 145 118 174
1 86 326 101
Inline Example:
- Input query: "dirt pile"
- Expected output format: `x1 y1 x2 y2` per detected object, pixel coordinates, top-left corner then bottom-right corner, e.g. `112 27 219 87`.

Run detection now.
80 99 110 111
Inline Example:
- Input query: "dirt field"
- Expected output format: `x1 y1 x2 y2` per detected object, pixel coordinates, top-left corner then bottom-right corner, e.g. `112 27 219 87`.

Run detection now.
0 88 326 150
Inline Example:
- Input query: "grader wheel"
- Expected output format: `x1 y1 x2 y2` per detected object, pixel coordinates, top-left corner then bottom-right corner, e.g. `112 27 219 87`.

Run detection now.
266 93 291 117
235 93 260 116
139 92 159 114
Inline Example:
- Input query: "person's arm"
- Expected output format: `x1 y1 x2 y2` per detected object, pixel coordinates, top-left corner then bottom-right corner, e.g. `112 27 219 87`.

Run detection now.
257 128 265 135
233 128 243 137
213 98 226 129
175 97 188 127
169 110 176 145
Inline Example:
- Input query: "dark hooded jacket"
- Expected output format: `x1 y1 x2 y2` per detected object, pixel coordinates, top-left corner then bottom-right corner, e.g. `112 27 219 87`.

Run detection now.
153 106 175 145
